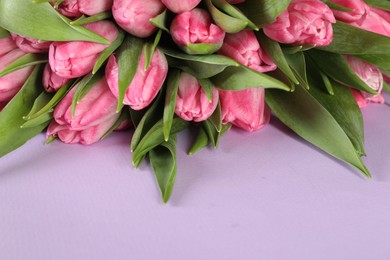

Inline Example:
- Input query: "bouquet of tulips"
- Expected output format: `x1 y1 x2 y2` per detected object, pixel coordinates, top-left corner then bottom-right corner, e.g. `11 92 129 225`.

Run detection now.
0 0 389 202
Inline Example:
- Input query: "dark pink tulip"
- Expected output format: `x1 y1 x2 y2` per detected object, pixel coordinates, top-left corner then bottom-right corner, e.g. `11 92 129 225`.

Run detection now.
170 8 226 54
161 0 201 13
219 88 271 132
218 30 276 73
345 55 384 108
0 49 34 103
42 64 70 92
11 33 51 53
49 20 118 79
55 0 114 17
175 72 219 122
263 0 336 46
105 49 168 110
112 0 165 38
47 76 120 144
0 37 17 57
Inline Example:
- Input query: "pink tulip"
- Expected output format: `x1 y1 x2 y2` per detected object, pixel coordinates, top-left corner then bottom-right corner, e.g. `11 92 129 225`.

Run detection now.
345 55 384 108
105 48 168 110
47 76 120 144
263 0 336 46
42 64 70 92
0 49 34 103
55 0 114 17
49 20 118 79
112 0 165 38
11 33 51 53
161 0 201 13
0 37 17 57
219 88 271 132
330 0 369 23
175 72 219 122
218 30 276 73
170 8 226 54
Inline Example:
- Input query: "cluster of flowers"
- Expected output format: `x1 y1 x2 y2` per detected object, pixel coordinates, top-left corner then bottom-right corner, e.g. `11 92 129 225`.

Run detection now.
0 0 389 201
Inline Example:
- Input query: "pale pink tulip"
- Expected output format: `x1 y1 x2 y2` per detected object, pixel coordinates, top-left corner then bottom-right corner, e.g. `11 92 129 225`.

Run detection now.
47 76 120 144
218 30 276 73
0 37 17 57
175 72 219 122
105 48 168 110
49 20 118 79
0 49 34 103
170 8 226 54
112 0 165 38
219 88 271 132
42 64 70 92
345 55 384 108
11 33 51 53
161 0 201 13
263 0 336 46
55 0 114 17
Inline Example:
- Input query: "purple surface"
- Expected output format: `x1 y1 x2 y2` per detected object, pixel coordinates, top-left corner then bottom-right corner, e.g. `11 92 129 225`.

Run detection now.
1 98 390 260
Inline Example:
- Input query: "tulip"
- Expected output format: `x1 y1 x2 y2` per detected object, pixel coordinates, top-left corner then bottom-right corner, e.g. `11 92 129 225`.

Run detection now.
49 20 118 79
219 88 271 132
47 76 120 144
11 33 51 53
0 49 34 103
345 55 384 108
263 0 336 46
170 8 226 54
105 48 168 110
175 72 219 122
42 64 70 92
112 0 165 38
55 0 114 17
218 30 276 73
0 37 17 57
330 0 369 23
161 0 201 13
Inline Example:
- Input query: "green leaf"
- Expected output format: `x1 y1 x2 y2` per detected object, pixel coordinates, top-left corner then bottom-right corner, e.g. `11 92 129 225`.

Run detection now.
209 101 222 133
284 51 309 89
0 0 109 44
100 109 129 140
319 71 334 95
211 65 291 91
149 135 178 203
21 112 52 128
163 70 180 141
0 26 9 38
182 43 223 55
212 0 258 30
188 126 209 155
70 11 112 26
198 78 214 102
0 53 47 78
143 30 162 70
0 65 49 158
266 84 370 177
149 9 170 32
116 34 144 112
161 47 240 79
354 54 390 70
364 0 390 11
202 120 219 148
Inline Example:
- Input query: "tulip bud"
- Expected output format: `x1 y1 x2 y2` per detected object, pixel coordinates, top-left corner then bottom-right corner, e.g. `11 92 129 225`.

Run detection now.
112 0 165 38
55 0 114 17
47 76 120 144
0 37 17 57
0 49 34 103
105 48 168 110
263 0 336 46
330 0 369 23
161 0 201 13
218 30 276 73
49 20 118 79
175 72 219 122
42 64 70 92
219 88 271 132
11 33 51 53
170 8 226 54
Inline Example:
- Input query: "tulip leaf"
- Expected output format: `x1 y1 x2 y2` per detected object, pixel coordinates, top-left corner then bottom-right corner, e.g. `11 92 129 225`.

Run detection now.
363 0 390 11
266 84 370 177
70 11 112 26
206 0 248 33
0 65 49 158
209 101 222 133
163 70 180 141
198 78 214 102
24 91 53 118
319 71 334 95
354 54 390 70
307 50 377 94
238 0 291 27
100 109 130 140
183 43 223 55
0 0 109 44
188 127 210 155
150 9 169 32
284 51 309 89
149 135 178 203
212 0 258 30
116 34 144 112
0 26 9 38
161 47 240 79
212 65 291 91
203 119 219 148
143 30 162 70
21 112 52 128
0 53 47 78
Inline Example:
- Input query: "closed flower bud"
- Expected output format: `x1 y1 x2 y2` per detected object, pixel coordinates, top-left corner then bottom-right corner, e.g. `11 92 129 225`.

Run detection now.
175 72 219 122
42 64 70 92
330 0 369 23
47 76 120 144
49 20 118 79
263 0 336 46
11 33 51 53
0 37 17 57
105 49 168 110
55 0 113 17
161 0 201 13
112 0 165 38
170 8 226 54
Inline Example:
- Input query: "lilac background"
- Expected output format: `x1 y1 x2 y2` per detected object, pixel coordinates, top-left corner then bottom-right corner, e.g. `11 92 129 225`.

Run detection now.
1 96 389 260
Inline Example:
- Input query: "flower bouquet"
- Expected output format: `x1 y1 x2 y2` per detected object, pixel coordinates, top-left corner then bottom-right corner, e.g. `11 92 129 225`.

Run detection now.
0 0 389 202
